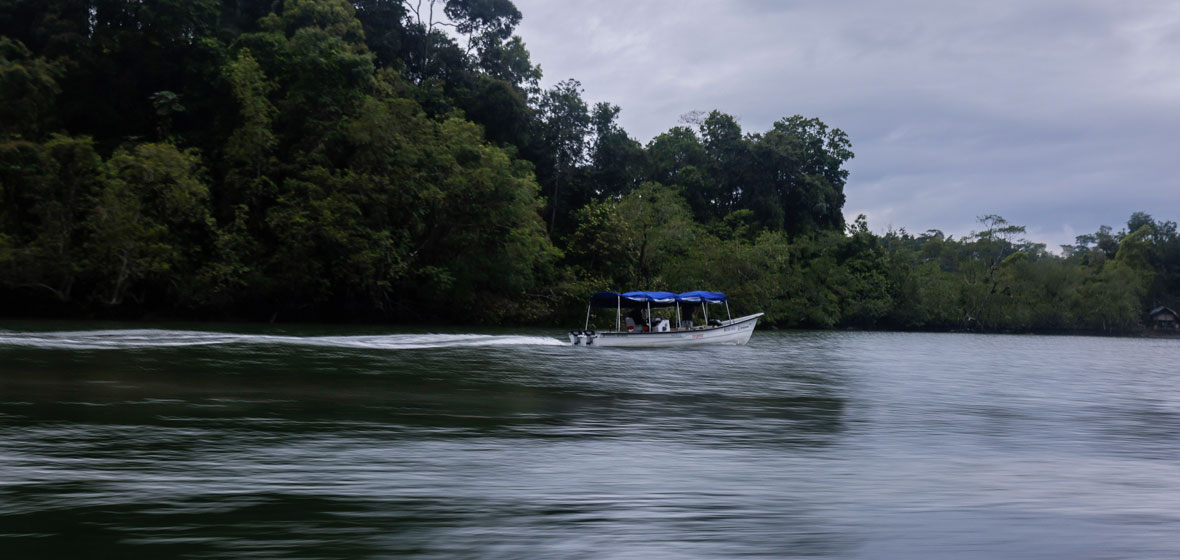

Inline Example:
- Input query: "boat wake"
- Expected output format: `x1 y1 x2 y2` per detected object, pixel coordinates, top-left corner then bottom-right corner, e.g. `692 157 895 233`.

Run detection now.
0 329 567 351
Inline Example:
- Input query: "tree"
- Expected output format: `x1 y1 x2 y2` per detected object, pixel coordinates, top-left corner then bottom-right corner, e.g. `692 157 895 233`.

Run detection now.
445 0 521 44
352 0 409 69
0 135 104 303
565 201 638 288
745 116 853 233
614 182 697 288
85 143 215 306
275 0 368 43
49 0 223 150
222 47 278 202
406 117 558 311
696 110 747 222
644 126 708 211
835 215 892 326
958 214 1027 329
0 37 63 139
1078 263 1147 333
149 90 186 140
474 35 540 93
662 229 794 323
535 78 590 235
586 102 644 199
398 0 527 87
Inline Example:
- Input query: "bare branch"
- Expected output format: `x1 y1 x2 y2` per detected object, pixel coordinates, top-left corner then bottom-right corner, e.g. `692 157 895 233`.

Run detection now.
678 110 706 126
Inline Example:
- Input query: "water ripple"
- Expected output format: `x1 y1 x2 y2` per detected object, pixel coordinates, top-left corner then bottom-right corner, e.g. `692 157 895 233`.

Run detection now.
0 329 565 350
3 326 1180 558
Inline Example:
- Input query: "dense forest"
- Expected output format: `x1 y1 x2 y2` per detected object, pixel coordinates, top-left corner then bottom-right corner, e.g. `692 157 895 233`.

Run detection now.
2 0 1178 333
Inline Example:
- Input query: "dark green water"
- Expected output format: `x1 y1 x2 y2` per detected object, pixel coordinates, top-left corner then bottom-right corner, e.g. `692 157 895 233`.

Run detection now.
2 323 1179 559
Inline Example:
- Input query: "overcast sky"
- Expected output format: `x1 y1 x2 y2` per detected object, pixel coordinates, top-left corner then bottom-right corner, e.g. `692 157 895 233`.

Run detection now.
510 0 1180 250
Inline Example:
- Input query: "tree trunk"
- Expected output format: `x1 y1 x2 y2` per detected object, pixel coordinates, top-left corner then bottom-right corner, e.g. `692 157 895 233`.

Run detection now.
549 153 562 235
110 248 131 305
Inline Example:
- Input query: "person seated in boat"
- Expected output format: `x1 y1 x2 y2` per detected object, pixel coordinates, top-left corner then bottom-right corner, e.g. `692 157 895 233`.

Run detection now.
627 308 647 332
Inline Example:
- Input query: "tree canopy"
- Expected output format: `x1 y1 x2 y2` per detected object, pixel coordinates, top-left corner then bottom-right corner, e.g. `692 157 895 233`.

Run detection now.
1 0 1176 332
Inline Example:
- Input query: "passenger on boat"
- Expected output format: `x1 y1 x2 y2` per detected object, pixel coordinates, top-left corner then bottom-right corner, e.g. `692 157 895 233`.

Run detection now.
627 308 650 332
626 308 645 332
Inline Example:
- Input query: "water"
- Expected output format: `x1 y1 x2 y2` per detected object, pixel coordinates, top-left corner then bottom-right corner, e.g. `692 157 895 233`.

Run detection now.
2 323 1179 559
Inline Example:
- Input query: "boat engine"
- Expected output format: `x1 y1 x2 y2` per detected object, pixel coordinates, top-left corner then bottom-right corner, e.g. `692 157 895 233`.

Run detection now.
569 330 583 345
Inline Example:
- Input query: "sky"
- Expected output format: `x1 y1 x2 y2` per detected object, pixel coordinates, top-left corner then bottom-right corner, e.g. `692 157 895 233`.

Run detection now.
509 0 1180 250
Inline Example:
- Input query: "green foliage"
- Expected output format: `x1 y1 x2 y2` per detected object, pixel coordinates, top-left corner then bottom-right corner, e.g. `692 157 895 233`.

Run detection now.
742 116 853 233
475 35 540 92
0 135 102 301
412 116 557 306
0 36 63 138
1 0 1177 332
223 48 277 178
586 102 644 199
277 0 369 43
614 183 697 288
535 78 590 235
834 216 892 326
664 230 793 323
565 201 637 288
646 125 711 222
639 112 854 235
86 143 214 305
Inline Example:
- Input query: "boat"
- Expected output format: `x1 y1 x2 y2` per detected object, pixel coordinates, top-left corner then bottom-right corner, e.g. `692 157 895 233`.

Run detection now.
568 291 764 347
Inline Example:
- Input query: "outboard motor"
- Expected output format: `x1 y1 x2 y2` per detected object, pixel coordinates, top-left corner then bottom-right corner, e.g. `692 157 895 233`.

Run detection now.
569 330 583 345
584 330 596 345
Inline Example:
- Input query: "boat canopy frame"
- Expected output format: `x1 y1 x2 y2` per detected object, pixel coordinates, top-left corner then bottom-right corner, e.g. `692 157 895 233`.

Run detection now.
583 291 733 331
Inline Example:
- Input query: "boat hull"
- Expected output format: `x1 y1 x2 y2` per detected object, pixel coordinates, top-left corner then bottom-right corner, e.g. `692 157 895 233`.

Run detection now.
569 313 763 347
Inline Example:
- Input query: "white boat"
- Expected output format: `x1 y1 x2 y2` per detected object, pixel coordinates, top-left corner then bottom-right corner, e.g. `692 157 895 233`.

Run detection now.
568 291 764 347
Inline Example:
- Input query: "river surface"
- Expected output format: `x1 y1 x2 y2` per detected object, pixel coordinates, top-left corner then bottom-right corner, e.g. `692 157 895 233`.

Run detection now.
1 322 1179 559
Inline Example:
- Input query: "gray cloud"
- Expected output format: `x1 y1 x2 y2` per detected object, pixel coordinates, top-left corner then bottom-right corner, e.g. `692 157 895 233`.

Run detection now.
512 0 1180 249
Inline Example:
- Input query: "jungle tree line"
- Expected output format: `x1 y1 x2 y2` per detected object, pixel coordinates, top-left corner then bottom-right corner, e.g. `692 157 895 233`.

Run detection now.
0 0 1176 331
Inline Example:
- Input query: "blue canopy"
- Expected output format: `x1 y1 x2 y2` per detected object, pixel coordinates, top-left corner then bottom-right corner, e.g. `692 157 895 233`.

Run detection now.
677 291 727 303
623 291 677 304
588 291 725 308
588 291 676 308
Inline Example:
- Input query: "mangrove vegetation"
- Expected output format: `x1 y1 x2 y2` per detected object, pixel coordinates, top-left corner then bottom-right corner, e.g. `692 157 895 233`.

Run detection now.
1 0 1177 333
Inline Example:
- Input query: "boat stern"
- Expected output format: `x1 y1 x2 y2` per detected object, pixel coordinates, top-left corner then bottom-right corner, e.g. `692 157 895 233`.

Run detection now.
568 330 598 345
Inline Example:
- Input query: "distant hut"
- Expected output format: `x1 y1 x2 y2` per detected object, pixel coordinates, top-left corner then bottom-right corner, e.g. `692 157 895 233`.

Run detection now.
1149 306 1179 330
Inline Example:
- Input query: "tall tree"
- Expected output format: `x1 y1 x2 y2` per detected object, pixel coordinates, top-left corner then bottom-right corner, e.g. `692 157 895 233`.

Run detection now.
697 110 747 223
85 143 215 306
535 78 590 235
222 48 278 200
614 182 696 288
0 135 103 302
586 102 643 199
644 126 708 210
746 116 853 233
0 37 63 139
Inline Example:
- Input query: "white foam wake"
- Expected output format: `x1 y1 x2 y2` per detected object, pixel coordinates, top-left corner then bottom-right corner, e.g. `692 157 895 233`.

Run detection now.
0 329 566 350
